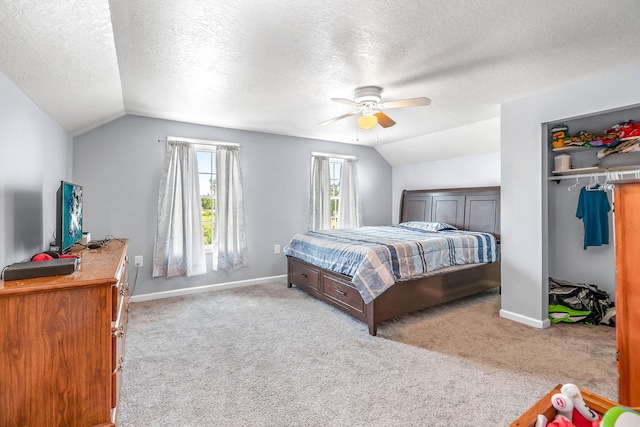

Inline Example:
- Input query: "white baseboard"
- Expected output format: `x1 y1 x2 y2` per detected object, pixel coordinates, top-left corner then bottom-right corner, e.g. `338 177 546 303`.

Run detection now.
499 309 551 329
129 274 288 303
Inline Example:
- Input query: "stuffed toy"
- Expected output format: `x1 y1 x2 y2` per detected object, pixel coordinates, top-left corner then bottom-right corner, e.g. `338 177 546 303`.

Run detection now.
559 384 601 427
536 384 602 427
551 392 575 423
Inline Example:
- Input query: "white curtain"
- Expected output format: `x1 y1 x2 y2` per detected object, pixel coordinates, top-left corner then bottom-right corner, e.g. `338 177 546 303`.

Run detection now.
152 141 207 278
338 159 363 228
213 145 248 271
309 155 331 231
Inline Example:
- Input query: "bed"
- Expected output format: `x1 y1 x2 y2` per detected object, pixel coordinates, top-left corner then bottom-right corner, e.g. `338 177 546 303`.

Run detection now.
285 186 501 335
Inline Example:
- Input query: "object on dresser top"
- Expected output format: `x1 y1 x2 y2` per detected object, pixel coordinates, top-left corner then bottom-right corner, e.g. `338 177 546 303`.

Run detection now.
31 250 78 261
2 257 77 280
87 238 114 249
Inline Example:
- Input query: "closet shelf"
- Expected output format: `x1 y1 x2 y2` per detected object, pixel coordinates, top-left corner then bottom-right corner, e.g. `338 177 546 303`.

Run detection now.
551 166 600 175
549 166 640 181
552 145 599 153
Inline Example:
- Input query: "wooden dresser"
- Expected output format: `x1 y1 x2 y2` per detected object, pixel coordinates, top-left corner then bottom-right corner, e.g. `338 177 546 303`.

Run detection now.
614 182 640 407
0 239 129 427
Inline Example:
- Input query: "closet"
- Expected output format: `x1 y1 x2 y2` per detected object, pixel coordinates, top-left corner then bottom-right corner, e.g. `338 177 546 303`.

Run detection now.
545 104 640 407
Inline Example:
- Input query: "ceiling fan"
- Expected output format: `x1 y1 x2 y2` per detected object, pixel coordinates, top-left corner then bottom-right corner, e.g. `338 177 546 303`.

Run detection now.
319 86 431 130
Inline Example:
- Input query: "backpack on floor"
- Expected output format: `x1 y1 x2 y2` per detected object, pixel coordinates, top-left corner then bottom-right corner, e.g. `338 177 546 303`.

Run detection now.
548 277 615 326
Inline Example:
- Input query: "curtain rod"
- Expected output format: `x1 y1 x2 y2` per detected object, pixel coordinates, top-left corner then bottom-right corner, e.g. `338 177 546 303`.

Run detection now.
158 137 240 148
311 151 357 160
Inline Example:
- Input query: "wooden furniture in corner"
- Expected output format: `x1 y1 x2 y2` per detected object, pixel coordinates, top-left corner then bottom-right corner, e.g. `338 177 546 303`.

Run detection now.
614 182 640 407
0 239 129 427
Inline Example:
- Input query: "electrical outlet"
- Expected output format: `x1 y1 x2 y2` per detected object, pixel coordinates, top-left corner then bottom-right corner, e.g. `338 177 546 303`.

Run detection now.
274 244 281 255
134 255 143 267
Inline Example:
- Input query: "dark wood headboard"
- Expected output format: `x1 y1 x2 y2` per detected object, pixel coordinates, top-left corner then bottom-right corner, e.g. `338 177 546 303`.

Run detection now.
399 186 500 240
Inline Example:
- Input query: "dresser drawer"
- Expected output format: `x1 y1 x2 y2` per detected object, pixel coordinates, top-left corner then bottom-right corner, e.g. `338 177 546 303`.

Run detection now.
111 364 123 409
111 282 123 322
290 260 320 291
111 259 127 322
111 330 124 409
111 324 125 374
322 275 364 313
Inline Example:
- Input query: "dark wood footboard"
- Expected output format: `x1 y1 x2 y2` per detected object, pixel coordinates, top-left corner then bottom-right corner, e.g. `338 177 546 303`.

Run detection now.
364 261 500 335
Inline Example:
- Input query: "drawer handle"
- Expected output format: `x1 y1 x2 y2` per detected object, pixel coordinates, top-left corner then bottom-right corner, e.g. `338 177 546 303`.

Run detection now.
115 324 125 338
335 289 347 296
119 283 125 296
116 356 124 372
301 273 308 278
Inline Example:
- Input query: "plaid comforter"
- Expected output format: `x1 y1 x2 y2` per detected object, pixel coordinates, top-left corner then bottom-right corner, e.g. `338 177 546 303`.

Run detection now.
283 225 498 304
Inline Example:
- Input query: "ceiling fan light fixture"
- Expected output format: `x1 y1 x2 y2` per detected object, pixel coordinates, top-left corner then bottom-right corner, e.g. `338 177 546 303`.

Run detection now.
320 85 429 129
357 114 378 130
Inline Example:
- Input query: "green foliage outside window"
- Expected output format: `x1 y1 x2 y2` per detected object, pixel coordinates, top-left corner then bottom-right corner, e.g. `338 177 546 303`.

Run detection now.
202 197 215 245
329 161 341 229
198 149 217 245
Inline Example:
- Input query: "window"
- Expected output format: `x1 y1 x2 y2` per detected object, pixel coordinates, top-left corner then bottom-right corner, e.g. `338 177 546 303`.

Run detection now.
153 140 207 278
196 141 247 270
196 148 216 248
329 159 342 229
309 153 361 231
154 137 246 276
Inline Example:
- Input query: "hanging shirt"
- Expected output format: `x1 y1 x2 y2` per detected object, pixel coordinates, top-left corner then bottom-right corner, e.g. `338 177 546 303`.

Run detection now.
576 186 611 250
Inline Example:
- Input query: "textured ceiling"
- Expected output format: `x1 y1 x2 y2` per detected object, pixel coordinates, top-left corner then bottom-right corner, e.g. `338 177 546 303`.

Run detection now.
1 0 640 164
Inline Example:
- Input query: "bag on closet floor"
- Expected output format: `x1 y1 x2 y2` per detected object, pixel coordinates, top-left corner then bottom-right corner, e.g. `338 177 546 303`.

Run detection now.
548 277 615 326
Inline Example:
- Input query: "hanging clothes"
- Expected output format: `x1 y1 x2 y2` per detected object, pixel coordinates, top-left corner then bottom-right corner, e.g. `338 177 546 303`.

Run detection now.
576 185 611 250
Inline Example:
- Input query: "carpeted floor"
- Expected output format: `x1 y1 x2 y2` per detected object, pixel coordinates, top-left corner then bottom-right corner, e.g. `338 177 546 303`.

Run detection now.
118 283 617 426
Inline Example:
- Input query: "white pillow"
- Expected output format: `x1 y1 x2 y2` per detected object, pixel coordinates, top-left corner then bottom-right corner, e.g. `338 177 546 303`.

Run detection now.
400 221 458 232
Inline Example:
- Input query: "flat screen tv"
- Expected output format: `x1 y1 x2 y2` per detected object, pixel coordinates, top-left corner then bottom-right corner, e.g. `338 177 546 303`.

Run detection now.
56 181 83 254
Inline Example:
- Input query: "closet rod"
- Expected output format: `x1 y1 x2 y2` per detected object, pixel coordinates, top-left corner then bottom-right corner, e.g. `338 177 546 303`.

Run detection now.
549 169 640 182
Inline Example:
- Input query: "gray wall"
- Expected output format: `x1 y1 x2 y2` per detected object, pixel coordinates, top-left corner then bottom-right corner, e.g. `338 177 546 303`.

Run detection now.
0 71 72 270
501 63 640 328
73 115 392 297
391 151 500 223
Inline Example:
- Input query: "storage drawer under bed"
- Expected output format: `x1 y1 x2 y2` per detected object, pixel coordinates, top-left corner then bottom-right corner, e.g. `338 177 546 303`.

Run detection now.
322 275 364 313
289 258 321 292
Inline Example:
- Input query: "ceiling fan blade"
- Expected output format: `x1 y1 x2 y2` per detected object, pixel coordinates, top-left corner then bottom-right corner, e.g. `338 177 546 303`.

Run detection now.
318 112 357 126
379 97 431 109
331 98 364 107
375 112 396 128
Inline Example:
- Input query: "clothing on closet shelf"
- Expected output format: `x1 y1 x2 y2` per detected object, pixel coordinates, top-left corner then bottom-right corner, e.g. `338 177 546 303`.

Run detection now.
576 184 611 250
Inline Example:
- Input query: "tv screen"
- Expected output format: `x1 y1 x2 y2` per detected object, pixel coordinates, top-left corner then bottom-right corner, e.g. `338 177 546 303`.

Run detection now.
56 181 83 254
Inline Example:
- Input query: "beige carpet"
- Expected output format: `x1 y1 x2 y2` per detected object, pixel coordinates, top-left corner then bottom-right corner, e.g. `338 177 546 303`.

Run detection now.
118 284 617 426
380 288 617 396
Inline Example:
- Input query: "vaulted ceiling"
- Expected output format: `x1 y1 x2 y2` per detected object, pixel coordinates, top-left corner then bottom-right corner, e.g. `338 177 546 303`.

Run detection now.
2 1 640 165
